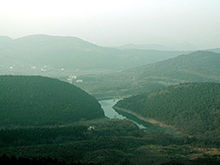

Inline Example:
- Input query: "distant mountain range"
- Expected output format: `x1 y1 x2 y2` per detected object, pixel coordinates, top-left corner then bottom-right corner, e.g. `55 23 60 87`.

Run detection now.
77 51 220 98
0 34 186 76
118 43 170 50
0 76 104 127
209 48 220 53
118 42 198 51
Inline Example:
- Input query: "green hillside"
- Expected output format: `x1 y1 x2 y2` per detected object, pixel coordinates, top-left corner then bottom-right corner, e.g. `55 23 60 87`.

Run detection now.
115 83 220 144
134 51 220 81
0 76 104 127
77 51 220 99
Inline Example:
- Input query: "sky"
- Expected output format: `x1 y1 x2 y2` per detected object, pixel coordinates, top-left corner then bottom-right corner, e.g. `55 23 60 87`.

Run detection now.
0 0 219 49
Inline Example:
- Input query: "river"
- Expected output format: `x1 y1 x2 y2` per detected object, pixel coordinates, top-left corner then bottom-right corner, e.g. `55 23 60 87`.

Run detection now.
99 99 146 129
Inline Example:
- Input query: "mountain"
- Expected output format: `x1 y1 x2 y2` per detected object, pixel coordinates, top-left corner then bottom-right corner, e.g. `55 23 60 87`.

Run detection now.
131 51 220 81
0 36 13 47
76 51 220 98
0 34 185 76
115 83 220 143
118 42 197 51
210 48 220 53
118 43 170 50
0 76 104 127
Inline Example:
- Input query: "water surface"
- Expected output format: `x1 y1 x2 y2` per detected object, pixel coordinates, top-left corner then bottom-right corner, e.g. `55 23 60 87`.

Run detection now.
99 99 146 129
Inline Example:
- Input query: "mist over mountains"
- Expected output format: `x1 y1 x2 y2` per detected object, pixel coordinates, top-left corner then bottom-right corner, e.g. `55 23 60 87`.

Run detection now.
1 34 220 165
2 34 218 99
1 0 220 164
118 42 198 51
0 34 186 77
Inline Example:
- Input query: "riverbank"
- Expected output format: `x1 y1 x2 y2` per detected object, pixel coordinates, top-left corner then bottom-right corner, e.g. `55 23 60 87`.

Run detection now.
113 106 173 128
99 99 146 129
113 106 185 136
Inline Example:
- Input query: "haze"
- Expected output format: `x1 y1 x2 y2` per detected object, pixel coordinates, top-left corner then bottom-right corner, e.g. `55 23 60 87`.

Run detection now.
0 0 220 49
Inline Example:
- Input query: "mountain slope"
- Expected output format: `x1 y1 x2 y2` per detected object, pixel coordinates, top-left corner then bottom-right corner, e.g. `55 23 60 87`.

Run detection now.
115 83 220 143
0 36 13 48
134 51 220 81
0 76 104 127
77 51 220 98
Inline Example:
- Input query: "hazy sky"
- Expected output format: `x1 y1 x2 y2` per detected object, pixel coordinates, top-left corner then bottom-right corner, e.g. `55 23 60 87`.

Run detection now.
0 0 219 49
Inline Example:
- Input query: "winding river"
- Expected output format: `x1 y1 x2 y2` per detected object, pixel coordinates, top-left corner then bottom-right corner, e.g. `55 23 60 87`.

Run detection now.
99 99 146 129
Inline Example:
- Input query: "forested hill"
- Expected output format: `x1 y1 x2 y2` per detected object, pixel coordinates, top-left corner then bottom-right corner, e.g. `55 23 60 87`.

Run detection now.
115 83 220 143
77 51 220 98
0 76 104 127
132 51 220 81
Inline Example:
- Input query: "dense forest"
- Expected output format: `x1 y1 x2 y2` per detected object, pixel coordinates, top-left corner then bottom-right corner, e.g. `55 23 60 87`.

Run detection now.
1 118 220 165
0 76 104 127
115 83 220 145
0 155 96 165
1 76 219 164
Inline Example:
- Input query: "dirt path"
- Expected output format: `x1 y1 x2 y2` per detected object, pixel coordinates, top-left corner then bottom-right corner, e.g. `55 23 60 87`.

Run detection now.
113 106 176 129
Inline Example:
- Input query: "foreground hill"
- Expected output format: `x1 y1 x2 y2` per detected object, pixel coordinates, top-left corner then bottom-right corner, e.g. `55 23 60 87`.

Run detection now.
0 76 104 127
0 34 185 76
115 83 220 144
77 51 220 98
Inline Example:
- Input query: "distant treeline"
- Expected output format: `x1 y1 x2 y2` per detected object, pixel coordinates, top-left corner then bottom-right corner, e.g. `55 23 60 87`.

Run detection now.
0 154 98 165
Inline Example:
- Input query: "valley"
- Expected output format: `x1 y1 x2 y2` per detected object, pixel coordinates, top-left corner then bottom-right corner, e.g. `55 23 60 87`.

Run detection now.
75 51 220 99
1 1 220 164
0 36 220 165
